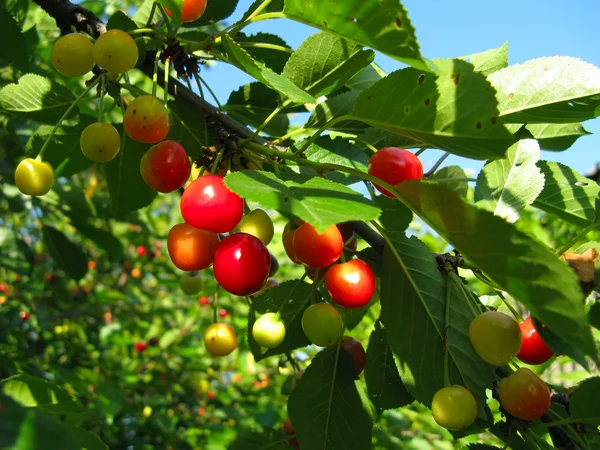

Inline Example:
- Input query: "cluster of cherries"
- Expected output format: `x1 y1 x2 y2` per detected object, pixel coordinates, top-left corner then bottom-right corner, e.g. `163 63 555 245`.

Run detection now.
14 0 208 197
432 311 555 432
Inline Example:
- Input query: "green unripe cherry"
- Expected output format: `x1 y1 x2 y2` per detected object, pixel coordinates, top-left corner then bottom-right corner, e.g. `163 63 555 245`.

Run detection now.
252 312 286 348
237 209 274 245
301 303 343 347
431 385 477 431
179 272 203 295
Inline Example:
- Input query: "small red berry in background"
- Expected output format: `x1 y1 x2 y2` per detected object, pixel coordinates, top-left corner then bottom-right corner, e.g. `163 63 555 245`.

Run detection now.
0 283 8 294
517 316 555 365
135 341 148 353
368 147 423 197
198 407 206 416
149 337 159 347
219 309 229 318
45 274 55 284
283 418 300 448
19 311 30 321
136 245 147 257
207 391 216 400
198 296 210 306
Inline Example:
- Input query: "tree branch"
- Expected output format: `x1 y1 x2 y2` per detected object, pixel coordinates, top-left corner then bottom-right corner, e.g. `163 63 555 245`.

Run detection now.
33 0 105 37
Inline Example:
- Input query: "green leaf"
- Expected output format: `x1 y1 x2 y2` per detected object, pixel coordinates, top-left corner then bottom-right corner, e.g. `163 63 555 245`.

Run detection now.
352 59 513 160
0 74 77 124
394 180 597 360
298 136 369 185
74 223 124 258
195 0 238 25
132 0 156 26
224 171 380 233
0 6 28 71
235 32 292 73
429 166 469 197
288 347 374 450
347 62 387 90
2 374 84 416
532 317 588 369
283 0 429 71
249 279 312 361
526 123 591 151
224 83 289 136
378 205 494 417
42 226 88 281
533 161 600 228
458 42 508 77
167 100 210 160
364 329 413 411
26 115 96 177
229 430 290 450
104 131 157 218
282 32 374 98
570 377 600 425
241 0 284 20
306 90 366 131
474 136 544 223
7 409 80 450
222 34 315 105
489 57 600 123
65 425 109 450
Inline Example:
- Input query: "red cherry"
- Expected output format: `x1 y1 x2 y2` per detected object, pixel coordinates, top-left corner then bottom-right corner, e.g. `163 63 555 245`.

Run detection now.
0 283 8 294
207 391 216 400
136 245 147 257
219 308 229 318
180 175 244 233
213 233 270 296
198 296 210 306
19 311 30 321
135 341 147 353
293 223 343 269
167 223 220 271
45 274 56 284
140 140 191 193
368 147 423 197
341 336 367 374
325 259 376 309
149 337 159 347
282 222 302 264
517 316 555 365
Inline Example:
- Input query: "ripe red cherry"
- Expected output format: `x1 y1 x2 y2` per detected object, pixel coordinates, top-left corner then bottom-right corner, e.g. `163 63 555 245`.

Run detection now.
136 245 147 257
134 341 147 353
293 223 343 269
180 175 244 233
219 309 229 318
207 391 216 400
517 316 555 365
340 336 366 374
213 233 270 296
19 311 30 322
165 0 207 22
282 222 302 264
325 259 376 309
368 147 423 197
198 296 210 306
167 223 220 271
140 141 191 193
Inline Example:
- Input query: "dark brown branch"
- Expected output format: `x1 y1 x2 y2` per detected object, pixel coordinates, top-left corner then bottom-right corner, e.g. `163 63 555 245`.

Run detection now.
33 0 105 37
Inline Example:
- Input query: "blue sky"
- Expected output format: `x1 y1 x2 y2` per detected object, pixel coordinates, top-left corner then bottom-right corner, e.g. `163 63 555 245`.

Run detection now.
199 0 600 176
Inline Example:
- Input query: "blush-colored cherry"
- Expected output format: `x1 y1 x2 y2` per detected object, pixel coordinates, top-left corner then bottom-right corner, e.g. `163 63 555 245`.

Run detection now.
499 368 551 421
165 0 208 22
325 259 376 309
282 222 302 264
124 95 170 144
167 223 220 271
293 223 343 269
140 140 191 193
213 233 270 296
180 175 244 233
517 316 555 365
368 147 423 197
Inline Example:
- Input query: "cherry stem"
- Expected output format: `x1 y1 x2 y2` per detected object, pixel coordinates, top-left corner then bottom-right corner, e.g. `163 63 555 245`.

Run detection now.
155 3 174 38
285 351 301 374
152 50 161 98
192 72 205 101
194 73 222 110
245 0 274 22
449 271 482 318
37 77 101 162
443 267 452 388
212 285 220 324
310 270 320 304
163 56 170 105
554 222 596 256
145 2 157 27
496 291 523 322
295 115 354 155
423 152 450 178
415 147 427 156
211 148 226 174
97 75 105 122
